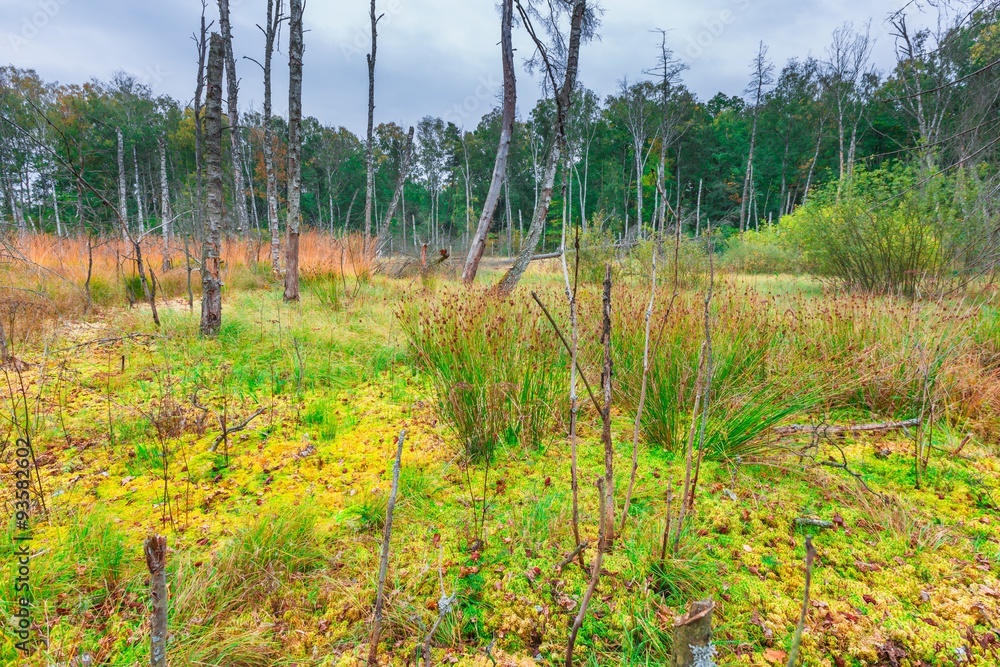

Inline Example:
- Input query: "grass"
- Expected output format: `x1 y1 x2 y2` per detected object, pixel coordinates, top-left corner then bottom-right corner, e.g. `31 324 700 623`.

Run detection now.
1 240 1000 666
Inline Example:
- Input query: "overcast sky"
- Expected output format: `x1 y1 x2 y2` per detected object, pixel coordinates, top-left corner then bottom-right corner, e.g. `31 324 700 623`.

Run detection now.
2 0 929 134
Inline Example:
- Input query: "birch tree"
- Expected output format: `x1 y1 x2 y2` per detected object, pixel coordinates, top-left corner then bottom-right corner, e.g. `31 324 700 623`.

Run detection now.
496 0 593 295
822 22 876 180
283 0 304 302
201 33 225 336
218 0 251 235
462 0 517 283
254 0 283 273
740 42 774 232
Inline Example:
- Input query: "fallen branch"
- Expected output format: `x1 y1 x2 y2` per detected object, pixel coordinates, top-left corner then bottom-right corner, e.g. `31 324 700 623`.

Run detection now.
950 433 973 457
530 251 563 261
794 518 834 529
210 407 266 452
774 419 920 436
555 541 588 573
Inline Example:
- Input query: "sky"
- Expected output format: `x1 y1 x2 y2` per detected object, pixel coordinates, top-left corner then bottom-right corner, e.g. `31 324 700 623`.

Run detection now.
0 0 934 134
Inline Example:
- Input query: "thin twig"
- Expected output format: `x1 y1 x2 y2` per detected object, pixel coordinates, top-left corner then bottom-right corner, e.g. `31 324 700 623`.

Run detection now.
368 429 406 666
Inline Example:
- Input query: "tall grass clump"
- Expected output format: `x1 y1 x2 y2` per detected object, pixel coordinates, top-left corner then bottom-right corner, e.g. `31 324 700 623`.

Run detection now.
399 289 565 459
170 508 324 666
615 284 825 460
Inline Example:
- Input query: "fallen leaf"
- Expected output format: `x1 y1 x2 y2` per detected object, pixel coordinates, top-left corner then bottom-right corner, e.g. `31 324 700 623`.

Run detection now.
763 648 787 663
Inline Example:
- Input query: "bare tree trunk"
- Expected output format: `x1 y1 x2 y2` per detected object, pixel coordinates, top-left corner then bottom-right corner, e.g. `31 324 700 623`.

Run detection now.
218 0 251 236
803 121 823 207
599 264 615 550
133 145 145 236
741 42 772 232
364 0 379 253
193 0 209 248
283 0 304 302
462 0 516 284
202 33 225 335
51 180 62 237
159 134 172 268
695 178 702 236
144 535 168 667
263 0 283 273
376 126 414 257
496 0 587 295
117 128 128 241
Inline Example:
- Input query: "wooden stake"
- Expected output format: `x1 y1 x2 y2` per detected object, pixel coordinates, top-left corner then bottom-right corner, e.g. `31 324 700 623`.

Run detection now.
672 599 714 667
144 535 168 667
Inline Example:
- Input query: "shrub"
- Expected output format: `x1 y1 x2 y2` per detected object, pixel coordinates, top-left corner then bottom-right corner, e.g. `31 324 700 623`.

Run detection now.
399 289 565 460
721 225 802 274
624 236 707 288
783 164 989 295
570 220 619 284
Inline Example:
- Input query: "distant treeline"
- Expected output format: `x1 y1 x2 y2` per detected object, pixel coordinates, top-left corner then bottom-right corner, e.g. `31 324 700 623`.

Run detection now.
0 5 997 250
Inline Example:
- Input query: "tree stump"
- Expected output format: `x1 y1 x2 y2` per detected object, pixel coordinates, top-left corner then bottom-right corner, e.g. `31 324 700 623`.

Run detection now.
144 535 168 667
672 599 715 667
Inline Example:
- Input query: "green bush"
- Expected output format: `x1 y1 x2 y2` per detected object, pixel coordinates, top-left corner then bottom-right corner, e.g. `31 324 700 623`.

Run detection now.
721 225 802 274
783 164 986 295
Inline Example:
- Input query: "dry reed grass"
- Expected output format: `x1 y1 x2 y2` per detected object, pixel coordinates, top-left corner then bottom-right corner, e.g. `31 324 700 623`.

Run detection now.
0 231 371 349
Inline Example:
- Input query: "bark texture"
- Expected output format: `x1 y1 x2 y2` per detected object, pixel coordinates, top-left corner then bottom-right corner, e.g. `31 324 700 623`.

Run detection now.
364 0 378 252
144 535 168 667
158 134 172 267
283 0 304 301
262 0 283 273
117 128 128 240
218 0 251 236
201 33 225 335
672 600 715 667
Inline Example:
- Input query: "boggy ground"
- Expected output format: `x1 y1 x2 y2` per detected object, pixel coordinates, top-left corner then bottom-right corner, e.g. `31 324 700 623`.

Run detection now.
1 274 999 667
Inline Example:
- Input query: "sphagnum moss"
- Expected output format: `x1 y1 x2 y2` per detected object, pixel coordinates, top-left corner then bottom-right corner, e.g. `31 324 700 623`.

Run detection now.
1 273 999 666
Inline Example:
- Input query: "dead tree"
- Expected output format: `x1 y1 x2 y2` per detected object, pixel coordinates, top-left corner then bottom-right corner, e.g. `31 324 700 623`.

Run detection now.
785 537 817 667
496 0 589 295
218 0 251 236
192 0 211 242
256 0 283 274
375 126 415 258
133 145 146 235
740 42 773 232
283 0 304 302
117 128 128 240
461 0 516 284
144 534 168 667
364 0 381 254
158 134 173 268
201 33 225 335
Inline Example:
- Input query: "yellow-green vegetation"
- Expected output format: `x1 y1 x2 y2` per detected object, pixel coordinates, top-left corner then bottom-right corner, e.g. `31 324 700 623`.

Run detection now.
2 271 1000 667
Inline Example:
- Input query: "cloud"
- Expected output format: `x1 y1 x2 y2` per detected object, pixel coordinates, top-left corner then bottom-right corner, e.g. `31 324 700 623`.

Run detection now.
0 0 928 134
